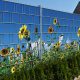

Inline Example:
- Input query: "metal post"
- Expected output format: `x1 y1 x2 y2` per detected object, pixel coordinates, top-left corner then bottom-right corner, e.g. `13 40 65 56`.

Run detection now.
40 5 42 59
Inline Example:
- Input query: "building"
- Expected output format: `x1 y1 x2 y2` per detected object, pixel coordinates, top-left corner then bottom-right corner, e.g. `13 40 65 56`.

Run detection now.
0 0 80 49
74 1 80 14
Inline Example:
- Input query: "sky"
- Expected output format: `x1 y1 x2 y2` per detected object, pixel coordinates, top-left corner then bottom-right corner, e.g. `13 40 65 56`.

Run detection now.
4 0 80 13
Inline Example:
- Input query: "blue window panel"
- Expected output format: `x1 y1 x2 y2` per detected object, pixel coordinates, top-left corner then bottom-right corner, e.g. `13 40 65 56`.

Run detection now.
57 12 64 18
29 6 35 15
14 3 23 13
0 1 5 11
0 12 3 22
22 5 29 14
35 7 40 15
67 20 73 27
42 17 51 24
3 12 11 22
50 10 58 17
20 14 27 24
28 15 34 23
4 1 15 12
73 14 80 20
12 13 20 23
34 16 40 24
43 8 51 16
20 15 34 24
59 18 68 26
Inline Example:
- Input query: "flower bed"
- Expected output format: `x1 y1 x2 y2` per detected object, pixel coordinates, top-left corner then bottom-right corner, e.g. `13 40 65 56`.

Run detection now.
0 48 80 80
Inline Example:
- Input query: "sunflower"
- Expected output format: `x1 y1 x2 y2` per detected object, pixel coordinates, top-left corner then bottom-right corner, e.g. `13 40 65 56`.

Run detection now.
48 26 54 34
77 27 80 37
56 41 61 48
11 66 16 73
65 44 70 49
20 24 27 32
18 24 27 40
16 45 20 55
10 47 14 53
18 31 24 40
0 48 9 57
24 30 30 38
53 18 57 25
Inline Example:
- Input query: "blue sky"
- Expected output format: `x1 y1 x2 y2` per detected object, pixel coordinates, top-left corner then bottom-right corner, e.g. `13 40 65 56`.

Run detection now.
5 0 80 13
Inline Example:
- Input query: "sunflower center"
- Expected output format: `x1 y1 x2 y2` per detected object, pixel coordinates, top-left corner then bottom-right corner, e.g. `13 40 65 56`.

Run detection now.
21 29 24 34
17 48 20 52
50 29 52 32
2 49 8 55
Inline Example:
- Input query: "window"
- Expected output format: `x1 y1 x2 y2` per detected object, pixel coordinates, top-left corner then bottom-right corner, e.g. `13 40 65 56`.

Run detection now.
34 16 40 24
3 12 11 22
5 1 15 12
35 7 40 15
22 5 29 14
29 6 35 15
0 12 3 22
12 13 20 23
20 14 27 24
14 3 23 13
0 1 5 11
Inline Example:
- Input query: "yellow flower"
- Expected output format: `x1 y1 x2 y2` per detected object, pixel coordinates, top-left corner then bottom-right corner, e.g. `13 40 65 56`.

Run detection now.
0 48 9 57
18 24 27 40
16 45 20 55
77 27 80 37
65 44 70 49
56 41 61 48
10 47 14 53
24 30 30 38
53 18 57 25
48 26 54 34
53 42 61 49
11 66 16 73
18 31 24 40
20 24 27 31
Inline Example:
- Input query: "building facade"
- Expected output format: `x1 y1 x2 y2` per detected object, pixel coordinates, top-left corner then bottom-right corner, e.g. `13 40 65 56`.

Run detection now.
0 0 80 49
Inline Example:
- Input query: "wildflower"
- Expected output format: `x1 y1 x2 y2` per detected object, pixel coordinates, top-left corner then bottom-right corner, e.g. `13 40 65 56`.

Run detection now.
10 47 14 53
0 48 9 57
56 41 61 48
11 66 16 73
77 27 80 37
48 26 54 34
18 24 27 40
65 44 70 49
53 18 57 25
24 30 30 38
16 45 20 55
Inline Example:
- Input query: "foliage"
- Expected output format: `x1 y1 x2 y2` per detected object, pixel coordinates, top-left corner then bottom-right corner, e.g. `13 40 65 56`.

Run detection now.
0 48 80 80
